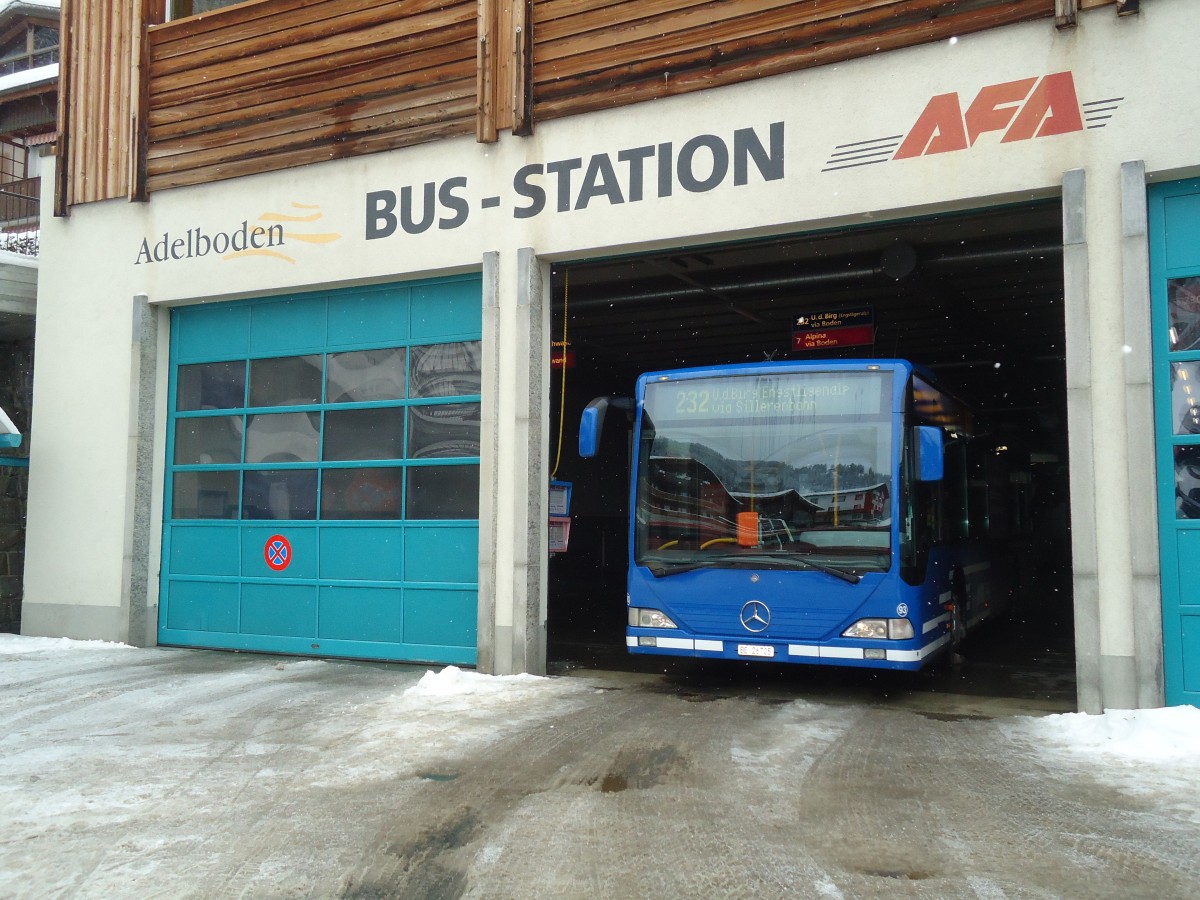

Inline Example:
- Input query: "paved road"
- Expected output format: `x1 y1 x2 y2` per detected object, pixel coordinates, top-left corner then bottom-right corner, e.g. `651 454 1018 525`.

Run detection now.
1 641 1196 899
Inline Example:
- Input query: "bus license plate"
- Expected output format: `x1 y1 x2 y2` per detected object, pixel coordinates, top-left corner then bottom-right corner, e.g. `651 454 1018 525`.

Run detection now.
737 644 774 658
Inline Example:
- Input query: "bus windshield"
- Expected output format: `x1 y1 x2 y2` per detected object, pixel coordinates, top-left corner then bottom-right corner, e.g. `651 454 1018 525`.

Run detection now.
635 370 893 574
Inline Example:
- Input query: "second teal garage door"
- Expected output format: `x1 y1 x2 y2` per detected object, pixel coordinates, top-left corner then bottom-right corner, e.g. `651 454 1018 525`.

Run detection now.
159 276 482 665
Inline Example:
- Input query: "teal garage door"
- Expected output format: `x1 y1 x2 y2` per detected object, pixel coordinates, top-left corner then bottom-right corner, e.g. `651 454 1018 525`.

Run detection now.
159 276 481 665
1150 178 1200 706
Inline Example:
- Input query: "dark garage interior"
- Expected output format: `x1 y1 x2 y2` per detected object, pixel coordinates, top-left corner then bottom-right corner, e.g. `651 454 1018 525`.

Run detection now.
544 200 1076 696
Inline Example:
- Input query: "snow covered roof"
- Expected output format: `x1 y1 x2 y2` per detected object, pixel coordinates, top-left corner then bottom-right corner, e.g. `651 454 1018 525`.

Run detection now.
0 61 56 98
0 0 59 18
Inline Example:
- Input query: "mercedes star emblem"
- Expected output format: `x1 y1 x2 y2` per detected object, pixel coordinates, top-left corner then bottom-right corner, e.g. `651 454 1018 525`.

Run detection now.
739 600 771 633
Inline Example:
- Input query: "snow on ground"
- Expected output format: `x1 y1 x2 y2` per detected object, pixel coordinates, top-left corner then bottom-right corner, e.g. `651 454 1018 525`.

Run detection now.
1003 705 1200 820
0 634 132 654
0 635 599 898
4 634 1200 816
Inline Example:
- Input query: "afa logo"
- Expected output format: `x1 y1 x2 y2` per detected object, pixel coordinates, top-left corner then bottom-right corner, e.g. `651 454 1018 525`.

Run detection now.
895 71 1082 158
822 72 1120 173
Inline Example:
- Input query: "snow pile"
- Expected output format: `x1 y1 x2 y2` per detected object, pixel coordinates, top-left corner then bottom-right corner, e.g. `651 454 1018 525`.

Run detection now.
405 664 546 698
1020 706 1200 763
1006 706 1200 819
0 634 132 655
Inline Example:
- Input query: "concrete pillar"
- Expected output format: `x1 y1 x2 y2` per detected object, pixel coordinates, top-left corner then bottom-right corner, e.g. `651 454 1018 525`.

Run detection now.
478 253 500 673
121 294 161 648
1119 161 1165 709
477 248 550 675
1063 164 1164 712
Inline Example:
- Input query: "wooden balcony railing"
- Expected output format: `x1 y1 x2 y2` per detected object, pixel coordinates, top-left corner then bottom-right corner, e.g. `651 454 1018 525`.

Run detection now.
0 177 39 230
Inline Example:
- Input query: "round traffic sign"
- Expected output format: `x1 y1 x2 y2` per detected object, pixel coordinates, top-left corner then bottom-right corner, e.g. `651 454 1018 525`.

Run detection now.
264 534 292 571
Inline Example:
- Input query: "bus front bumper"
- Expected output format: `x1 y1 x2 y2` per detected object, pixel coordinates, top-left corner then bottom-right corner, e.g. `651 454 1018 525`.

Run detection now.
626 630 953 670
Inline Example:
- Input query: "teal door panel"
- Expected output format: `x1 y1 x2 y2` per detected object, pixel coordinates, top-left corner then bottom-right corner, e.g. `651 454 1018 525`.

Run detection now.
1165 194 1200 269
405 526 479 584
1184 616 1200 694
318 586 403 643
163 581 240 633
319 526 406 581
328 289 410 348
160 276 481 665
241 583 318 637
174 305 250 362
250 296 329 355
168 525 240 576
403 588 477 648
1150 178 1200 707
411 281 487 340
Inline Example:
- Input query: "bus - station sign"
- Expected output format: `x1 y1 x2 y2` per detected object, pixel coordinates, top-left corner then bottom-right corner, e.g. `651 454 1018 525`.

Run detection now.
793 307 875 351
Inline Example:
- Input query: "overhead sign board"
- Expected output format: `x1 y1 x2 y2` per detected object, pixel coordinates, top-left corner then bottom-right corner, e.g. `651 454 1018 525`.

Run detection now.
792 308 875 352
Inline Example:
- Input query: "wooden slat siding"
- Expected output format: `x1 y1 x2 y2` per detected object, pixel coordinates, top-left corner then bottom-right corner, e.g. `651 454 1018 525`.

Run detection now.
532 0 1054 122
147 42 475 147
62 0 137 206
535 1 1053 118
148 73 476 166
538 0 1013 72
144 0 479 191
149 38 476 137
150 18 476 111
150 0 464 74
538 0 955 80
152 0 348 46
145 115 476 192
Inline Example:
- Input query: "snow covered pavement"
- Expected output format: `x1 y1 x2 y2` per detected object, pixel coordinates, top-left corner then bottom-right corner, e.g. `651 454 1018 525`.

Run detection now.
2 636 1198 898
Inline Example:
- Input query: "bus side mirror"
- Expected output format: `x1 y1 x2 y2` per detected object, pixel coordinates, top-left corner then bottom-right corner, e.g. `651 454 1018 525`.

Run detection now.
579 396 634 459
914 425 944 481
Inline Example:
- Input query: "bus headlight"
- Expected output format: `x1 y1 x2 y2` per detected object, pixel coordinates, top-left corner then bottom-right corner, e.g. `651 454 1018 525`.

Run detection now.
629 608 678 629
842 618 915 640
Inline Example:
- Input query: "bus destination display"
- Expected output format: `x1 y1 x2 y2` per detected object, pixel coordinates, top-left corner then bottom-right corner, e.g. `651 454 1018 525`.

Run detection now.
651 372 886 420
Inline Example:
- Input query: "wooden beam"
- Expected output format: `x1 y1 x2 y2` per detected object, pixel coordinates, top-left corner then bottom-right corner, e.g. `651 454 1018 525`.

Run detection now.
53 0 73 217
512 0 532 135
477 0 497 142
1055 0 1078 29
130 0 150 201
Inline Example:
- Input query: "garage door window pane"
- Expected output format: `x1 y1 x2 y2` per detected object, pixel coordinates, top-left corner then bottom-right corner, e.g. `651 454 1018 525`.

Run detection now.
406 465 479 519
327 348 406 403
408 404 481 458
246 412 320 463
249 355 323 407
322 467 403 519
409 341 482 398
324 408 405 461
1171 362 1200 435
174 416 243 465
177 361 245 411
243 469 317 519
173 470 240 519
1168 278 1200 352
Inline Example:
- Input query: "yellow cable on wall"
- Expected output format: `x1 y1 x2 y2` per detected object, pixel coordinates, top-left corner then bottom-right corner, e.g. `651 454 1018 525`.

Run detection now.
550 268 569 480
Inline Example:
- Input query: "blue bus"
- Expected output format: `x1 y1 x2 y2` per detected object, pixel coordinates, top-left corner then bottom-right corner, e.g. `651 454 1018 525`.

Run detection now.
578 359 1009 670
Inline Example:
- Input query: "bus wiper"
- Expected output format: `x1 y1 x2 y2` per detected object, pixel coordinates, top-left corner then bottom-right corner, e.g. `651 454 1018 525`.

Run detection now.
731 554 863 584
644 560 717 578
